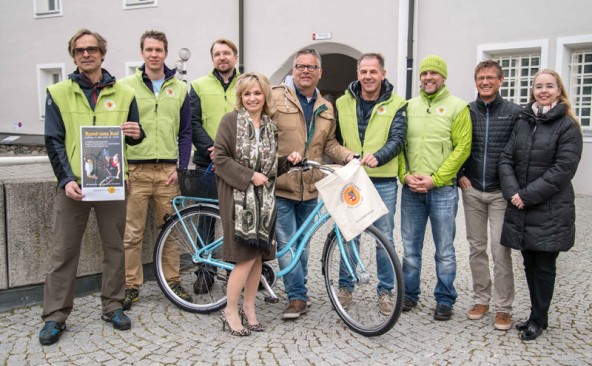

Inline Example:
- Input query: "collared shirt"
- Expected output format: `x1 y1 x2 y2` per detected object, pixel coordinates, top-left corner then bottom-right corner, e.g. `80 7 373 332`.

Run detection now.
213 68 237 92
294 87 317 132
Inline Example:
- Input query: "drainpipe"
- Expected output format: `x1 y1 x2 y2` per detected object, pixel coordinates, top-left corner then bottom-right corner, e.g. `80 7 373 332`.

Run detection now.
405 0 415 100
238 0 244 73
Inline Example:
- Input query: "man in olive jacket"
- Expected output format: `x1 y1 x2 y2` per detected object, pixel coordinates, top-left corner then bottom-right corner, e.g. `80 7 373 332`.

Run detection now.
272 48 353 319
40 28 144 346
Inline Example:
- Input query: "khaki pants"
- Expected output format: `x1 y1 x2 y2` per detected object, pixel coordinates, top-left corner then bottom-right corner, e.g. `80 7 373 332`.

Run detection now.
462 187 515 313
42 189 127 322
124 163 180 290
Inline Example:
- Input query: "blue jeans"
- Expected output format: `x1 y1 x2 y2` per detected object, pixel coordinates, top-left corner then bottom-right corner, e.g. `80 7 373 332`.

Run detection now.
275 197 317 301
401 185 458 307
338 180 397 295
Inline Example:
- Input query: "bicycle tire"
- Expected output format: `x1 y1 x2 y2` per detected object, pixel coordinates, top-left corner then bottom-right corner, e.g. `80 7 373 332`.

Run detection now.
322 225 403 336
153 204 228 313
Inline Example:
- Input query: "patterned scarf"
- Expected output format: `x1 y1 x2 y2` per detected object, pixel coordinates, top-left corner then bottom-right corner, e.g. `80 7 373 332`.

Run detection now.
233 108 278 254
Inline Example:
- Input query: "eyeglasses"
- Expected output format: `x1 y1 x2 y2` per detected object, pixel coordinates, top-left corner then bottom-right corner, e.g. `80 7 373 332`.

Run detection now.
294 64 320 71
73 46 100 57
476 76 500 82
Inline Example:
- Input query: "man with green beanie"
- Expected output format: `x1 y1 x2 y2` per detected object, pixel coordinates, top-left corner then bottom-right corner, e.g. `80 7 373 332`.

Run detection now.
397 55 472 321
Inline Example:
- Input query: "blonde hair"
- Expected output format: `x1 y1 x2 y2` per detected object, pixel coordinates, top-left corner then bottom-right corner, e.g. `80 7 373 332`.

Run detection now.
234 72 274 117
530 69 579 125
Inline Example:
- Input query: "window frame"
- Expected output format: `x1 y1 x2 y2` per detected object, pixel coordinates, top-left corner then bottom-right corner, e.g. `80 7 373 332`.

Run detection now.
556 34 592 139
37 63 66 120
33 0 63 19
122 0 158 10
477 39 549 106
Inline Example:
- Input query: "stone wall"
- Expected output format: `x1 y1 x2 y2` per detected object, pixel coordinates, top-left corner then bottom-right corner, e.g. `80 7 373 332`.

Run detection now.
0 163 158 290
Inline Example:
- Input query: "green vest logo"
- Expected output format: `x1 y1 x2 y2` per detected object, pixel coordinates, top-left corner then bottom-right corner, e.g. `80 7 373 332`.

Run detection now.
104 100 116 110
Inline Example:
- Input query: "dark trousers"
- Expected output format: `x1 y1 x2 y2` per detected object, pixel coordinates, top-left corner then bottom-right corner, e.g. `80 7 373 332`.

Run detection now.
521 250 560 328
42 189 127 322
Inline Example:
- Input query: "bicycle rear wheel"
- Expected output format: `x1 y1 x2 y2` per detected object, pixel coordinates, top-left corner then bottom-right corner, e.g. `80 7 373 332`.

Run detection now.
322 225 403 336
153 205 227 313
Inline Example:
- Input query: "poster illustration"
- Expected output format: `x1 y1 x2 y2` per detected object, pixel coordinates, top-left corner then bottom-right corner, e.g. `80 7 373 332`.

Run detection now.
80 126 125 201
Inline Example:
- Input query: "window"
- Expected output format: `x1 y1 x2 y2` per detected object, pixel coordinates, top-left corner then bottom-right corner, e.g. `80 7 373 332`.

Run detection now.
37 64 65 120
569 50 592 130
494 54 540 106
34 0 62 18
477 39 548 106
123 0 157 10
556 35 592 135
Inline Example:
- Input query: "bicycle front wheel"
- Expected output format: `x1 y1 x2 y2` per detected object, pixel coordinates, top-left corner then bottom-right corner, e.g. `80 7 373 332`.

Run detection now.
322 225 403 336
153 205 227 313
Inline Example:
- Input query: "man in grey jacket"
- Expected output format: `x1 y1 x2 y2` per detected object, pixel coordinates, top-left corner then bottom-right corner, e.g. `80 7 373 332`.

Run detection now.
458 60 522 330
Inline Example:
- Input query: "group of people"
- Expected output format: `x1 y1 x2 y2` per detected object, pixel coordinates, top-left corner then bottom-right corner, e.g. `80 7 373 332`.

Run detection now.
39 28 582 346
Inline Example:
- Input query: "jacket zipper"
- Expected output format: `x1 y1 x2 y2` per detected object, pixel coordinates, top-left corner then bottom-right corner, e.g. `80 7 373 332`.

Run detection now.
482 106 490 190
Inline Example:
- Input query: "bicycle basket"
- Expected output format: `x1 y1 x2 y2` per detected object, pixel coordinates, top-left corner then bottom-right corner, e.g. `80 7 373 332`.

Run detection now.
177 164 218 199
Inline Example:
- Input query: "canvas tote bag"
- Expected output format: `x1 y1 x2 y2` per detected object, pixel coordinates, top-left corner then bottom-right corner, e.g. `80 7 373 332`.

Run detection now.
315 159 388 241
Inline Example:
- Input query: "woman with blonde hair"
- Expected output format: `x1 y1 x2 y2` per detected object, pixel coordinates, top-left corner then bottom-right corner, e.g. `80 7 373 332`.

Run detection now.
499 69 583 341
214 72 301 336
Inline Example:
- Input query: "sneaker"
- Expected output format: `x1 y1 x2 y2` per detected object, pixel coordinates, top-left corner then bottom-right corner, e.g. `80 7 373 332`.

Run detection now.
434 303 453 321
101 308 131 330
337 288 353 308
39 321 66 345
467 304 489 320
122 288 139 311
282 299 307 319
402 298 418 312
171 283 193 302
378 293 394 316
494 312 513 331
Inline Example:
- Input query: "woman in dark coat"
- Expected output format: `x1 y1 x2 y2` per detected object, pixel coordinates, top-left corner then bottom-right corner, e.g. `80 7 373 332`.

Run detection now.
499 69 583 341
214 72 301 336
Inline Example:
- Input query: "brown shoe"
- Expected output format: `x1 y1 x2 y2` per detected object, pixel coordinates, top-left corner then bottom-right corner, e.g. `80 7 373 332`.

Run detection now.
467 304 489 320
494 312 512 331
282 299 308 319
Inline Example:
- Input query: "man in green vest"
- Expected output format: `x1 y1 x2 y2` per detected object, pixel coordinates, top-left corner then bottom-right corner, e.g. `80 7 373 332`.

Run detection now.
398 55 472 321
189 38 240 170
40 29 144 346
335 52 407 315
119 30 193 310
188 39 240 294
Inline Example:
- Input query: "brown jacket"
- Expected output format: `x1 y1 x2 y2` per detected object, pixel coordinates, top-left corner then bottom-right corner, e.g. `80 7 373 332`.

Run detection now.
272 82 351 201
214 110 291 262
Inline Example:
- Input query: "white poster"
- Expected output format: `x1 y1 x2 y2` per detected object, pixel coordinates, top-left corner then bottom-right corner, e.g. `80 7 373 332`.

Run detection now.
80 126 125 201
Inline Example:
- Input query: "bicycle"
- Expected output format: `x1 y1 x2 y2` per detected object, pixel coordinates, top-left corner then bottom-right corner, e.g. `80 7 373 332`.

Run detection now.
153 160 403 336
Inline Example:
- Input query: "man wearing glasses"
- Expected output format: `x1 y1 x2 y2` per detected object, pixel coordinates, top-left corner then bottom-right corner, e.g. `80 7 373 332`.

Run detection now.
272 49 354 319
40 29 144 345
458 60 521 330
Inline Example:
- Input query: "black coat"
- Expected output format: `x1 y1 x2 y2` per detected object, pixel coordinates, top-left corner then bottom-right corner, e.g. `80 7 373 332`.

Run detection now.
461 94 521 192
499 102 583 252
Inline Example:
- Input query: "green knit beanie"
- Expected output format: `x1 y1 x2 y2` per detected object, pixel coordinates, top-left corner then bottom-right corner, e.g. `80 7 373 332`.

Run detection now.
419 55 448 79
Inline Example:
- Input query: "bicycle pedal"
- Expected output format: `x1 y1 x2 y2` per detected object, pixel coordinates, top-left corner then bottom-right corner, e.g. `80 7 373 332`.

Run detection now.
264 296 279 304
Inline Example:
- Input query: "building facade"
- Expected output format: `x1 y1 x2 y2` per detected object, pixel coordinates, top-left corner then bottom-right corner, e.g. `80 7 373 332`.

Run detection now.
1 0 591 193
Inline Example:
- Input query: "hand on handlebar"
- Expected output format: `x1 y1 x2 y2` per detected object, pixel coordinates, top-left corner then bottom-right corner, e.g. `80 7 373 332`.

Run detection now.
287 151 302 165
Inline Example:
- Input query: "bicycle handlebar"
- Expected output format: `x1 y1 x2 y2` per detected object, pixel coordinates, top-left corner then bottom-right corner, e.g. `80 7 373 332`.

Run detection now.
291 154 360 173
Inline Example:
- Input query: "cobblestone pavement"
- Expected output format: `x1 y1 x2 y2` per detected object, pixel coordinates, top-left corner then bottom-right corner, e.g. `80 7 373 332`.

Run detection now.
1 195 591 365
